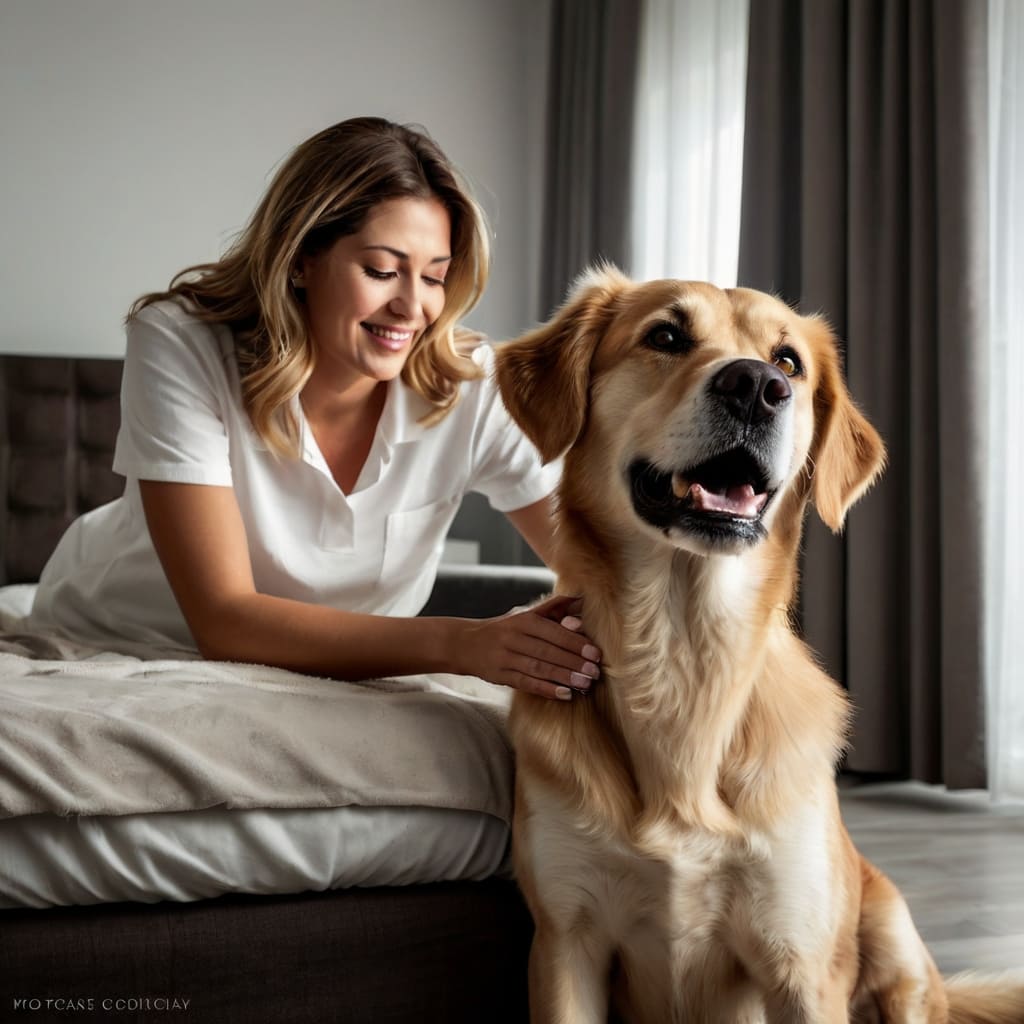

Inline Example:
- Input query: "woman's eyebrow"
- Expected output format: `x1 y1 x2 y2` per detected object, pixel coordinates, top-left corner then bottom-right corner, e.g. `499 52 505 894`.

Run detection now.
361 244 451 265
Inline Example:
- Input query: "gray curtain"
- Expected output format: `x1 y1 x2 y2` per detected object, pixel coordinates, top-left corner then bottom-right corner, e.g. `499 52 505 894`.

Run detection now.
539 0 641 318
738 0 989 787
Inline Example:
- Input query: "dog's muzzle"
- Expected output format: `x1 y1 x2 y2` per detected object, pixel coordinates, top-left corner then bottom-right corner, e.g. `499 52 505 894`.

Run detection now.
628 359 793 549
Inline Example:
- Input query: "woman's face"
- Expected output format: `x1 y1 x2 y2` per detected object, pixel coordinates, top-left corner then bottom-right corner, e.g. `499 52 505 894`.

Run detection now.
298 196 452 392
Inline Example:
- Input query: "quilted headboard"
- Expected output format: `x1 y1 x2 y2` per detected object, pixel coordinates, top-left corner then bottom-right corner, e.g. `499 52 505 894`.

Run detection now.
0 356 124 585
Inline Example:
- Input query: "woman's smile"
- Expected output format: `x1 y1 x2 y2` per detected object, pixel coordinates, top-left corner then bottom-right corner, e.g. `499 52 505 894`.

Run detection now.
362 322 416 351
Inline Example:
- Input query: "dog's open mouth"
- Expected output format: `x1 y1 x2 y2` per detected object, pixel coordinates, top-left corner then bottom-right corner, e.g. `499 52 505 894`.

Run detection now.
629 449 775 544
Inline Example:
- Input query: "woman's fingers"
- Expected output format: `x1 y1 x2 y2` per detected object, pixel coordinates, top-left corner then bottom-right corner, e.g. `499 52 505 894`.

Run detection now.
508 606 602 667
490 599 601 700
505 636 600 684
530 593 584 623
509 675 577 702
506 650 597 692
458 596 603 700
501 656 589 701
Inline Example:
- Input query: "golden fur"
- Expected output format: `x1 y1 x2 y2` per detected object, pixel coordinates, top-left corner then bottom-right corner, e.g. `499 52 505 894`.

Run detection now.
496 268 1024 1023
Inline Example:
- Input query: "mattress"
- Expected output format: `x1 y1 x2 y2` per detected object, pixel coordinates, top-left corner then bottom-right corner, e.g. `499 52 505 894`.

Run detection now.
0 586 512 909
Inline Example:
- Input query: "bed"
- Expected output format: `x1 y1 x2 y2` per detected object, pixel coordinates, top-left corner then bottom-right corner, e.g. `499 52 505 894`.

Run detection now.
0 355 549 1022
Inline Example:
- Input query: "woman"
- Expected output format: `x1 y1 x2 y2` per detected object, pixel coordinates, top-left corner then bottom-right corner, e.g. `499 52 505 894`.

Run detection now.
30 117 600 701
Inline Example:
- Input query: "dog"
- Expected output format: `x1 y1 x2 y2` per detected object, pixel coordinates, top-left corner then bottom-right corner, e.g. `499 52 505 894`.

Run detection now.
495 266 1024 1023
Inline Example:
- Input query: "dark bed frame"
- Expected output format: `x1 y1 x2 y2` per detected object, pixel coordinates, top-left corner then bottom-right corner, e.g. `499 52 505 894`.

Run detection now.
0 356 539 1023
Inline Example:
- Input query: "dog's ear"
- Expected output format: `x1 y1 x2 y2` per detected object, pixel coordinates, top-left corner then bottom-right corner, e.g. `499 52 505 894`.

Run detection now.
807 320 887 532
495 265 629 462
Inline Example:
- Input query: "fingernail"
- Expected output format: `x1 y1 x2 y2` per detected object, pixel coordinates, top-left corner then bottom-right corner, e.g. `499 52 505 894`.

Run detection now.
582 644 601 662
560 615 583 631
581 661 600 679
570 672 592 690
555 686 573 701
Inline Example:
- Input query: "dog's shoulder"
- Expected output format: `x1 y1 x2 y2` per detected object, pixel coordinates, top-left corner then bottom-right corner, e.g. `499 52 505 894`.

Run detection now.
511 693 640 839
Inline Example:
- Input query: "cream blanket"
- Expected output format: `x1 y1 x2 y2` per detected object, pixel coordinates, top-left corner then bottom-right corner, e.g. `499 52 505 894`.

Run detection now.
0 627 514 824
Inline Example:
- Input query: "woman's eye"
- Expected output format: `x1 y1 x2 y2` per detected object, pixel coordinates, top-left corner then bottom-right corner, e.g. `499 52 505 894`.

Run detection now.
773 348 803 377
363 267 396 281
423 276 446 288
643 323 692 353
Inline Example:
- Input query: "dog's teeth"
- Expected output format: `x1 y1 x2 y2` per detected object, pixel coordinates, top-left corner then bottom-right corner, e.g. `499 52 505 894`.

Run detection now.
671 474 690 500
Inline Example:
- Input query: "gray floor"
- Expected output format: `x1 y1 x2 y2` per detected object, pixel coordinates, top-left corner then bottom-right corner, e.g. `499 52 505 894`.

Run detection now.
839 780 1024 974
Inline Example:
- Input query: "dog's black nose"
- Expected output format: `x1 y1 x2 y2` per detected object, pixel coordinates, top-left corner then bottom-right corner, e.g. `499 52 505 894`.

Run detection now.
710 359 792 425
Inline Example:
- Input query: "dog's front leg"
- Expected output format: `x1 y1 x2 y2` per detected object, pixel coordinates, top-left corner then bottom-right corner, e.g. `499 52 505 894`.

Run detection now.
528 925 613 1024
853 861 947 1023
761 979 850 1024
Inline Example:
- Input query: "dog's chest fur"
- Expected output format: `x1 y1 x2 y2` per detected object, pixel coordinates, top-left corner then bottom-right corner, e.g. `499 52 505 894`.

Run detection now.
512 548 849 1020
518 736 843 1024
522 778 838 1018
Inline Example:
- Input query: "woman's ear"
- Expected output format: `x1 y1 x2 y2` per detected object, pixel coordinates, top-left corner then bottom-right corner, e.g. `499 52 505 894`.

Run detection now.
495 265 629 463
807 320 887 532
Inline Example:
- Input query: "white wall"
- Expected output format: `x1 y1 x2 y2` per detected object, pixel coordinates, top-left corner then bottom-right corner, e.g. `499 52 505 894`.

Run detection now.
0 0 551 356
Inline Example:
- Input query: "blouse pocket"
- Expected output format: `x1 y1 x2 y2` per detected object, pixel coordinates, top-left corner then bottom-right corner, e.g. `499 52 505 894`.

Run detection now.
380 499 460 605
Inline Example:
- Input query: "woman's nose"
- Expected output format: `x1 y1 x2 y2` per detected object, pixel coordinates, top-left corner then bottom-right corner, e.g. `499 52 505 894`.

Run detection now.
388 278 421 320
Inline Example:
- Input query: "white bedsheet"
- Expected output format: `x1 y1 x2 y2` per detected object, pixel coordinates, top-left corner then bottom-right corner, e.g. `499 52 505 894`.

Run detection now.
0 586 512 909
0 805 509 909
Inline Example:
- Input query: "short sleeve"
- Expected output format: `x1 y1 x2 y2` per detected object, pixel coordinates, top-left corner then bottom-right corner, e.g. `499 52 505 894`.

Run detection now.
112 303 234 486
465 344 562 511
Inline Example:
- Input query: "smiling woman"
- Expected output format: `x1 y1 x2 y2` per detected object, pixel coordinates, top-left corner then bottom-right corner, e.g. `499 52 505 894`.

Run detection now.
25 116 602 703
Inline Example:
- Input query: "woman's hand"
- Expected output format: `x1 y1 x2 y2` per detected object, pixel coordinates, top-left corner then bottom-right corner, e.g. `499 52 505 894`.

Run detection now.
455 594 601 700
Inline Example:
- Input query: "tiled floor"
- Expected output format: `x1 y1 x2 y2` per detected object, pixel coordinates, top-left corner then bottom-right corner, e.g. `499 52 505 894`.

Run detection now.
839 780 1024 974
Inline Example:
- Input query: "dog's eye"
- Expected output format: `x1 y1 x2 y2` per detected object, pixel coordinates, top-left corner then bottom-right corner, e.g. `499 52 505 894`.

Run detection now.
644 323 692 354
773 347 804 377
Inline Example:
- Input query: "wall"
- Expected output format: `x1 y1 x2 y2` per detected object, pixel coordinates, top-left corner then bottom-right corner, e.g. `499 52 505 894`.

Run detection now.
0 0 551 356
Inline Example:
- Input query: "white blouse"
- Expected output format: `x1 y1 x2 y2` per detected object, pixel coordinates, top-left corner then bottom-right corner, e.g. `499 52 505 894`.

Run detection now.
29 300 559 651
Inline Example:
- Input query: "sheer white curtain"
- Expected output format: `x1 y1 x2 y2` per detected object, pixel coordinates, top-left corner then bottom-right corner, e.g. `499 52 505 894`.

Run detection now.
630 0 749 286
987 0 1024 801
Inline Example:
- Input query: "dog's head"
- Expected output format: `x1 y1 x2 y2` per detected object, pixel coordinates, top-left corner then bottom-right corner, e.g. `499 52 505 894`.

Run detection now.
496 266 885 557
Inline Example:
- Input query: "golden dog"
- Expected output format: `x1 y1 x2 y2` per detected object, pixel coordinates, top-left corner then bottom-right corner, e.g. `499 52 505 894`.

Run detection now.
495 267 1024 1023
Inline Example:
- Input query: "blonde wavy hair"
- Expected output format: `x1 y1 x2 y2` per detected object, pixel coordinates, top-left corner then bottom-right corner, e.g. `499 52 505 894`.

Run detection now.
128 116 490 456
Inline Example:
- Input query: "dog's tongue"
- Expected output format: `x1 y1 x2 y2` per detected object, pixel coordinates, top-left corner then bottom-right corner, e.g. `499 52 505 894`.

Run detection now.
692 483 766 518
673 474 766 519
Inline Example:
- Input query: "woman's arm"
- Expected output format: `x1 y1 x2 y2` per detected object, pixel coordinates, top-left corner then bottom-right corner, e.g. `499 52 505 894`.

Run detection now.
140 480 599 699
